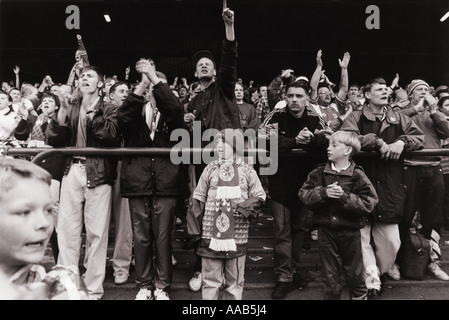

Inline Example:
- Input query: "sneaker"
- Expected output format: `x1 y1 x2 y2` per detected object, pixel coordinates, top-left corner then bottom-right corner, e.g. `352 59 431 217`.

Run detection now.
176 217 183 225
311 229 318 241
386 263 400 280
135 288 153 300
114 271 129 285
271 281 295 299
427 262 449 280
172 254 177 266
189 272 202 292
292 273 307 288
154 288 170 300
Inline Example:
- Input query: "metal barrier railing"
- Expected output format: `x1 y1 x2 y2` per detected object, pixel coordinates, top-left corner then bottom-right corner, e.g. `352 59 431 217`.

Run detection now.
3 146 449 164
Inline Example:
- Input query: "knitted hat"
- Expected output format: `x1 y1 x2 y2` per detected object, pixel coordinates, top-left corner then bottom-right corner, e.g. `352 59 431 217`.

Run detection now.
192 50 216 69
406 79 430 95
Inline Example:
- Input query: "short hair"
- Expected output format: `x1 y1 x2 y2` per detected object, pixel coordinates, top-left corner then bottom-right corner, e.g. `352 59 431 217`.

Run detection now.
438 95 449 108
364 77 387 95
0 90 13 102
286 80 311 94
41 92 60 107
317 82 330 90
0 158 51 198
109 81 130 95
21 83 38 98
258 84 268 93
330 131 361 158
349 83 360 89
80 66 104 83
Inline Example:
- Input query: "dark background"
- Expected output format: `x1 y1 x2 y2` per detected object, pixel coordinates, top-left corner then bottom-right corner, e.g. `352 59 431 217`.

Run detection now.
1 0 449 89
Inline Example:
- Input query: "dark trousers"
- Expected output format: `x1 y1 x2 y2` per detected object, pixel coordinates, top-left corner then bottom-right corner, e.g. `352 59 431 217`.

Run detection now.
128 196 177 291
443 174 449 225
271 200 309 282
318 226 367 300
400 166 444 241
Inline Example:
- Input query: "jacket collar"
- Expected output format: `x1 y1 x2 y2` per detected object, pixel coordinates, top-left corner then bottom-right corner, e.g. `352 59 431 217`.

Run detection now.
362 104 400 124
323 160 356 177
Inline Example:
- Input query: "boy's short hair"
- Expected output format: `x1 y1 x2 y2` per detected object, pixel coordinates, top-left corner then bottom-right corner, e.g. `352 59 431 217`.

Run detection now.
0 158 51 199
330 131 361 158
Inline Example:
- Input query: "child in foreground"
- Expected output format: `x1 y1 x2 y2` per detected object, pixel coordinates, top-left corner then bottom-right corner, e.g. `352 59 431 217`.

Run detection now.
298 131 379 300
188 129 266 300
0 158 88 300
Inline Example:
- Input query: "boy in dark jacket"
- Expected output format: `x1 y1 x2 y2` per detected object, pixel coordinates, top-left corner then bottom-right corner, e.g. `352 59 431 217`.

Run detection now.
299 131 379 300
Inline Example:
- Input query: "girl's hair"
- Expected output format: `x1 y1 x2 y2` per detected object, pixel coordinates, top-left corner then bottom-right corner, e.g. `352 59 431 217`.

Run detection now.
330 131 361 158
0 158 51 198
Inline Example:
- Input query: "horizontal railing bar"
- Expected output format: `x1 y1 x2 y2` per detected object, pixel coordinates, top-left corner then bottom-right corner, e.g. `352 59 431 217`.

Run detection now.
3 147 449 164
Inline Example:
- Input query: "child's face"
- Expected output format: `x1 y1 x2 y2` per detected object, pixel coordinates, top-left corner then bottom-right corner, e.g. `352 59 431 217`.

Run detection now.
327 139 350 163
0 93 11 111
0 178 54 276
440 99 449 117
41 97 57 117
216 139 234 161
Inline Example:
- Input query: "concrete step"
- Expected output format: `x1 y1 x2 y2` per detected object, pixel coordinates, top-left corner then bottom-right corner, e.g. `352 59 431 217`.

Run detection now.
42 203 449 300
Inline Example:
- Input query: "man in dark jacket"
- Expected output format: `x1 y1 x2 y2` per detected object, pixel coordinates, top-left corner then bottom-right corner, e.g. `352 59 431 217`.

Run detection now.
184 4 241 293
260 80 330 299
46 65 121 300
340 77 425 298
117 58 188 300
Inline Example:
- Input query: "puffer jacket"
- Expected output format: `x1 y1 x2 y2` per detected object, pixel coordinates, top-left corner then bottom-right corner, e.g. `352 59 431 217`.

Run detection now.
46 96 121 187
298 161 379 230
117 82 188 197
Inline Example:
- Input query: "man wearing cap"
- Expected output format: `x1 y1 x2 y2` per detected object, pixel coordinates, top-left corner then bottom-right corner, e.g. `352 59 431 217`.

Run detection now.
394 79 449 281
186 7 240 133
185 3 241 295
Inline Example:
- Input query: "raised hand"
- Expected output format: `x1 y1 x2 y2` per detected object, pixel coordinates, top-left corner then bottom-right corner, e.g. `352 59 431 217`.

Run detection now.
316 49 323 67
222 8 234 25
338 52 351 69
13 66 20 75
